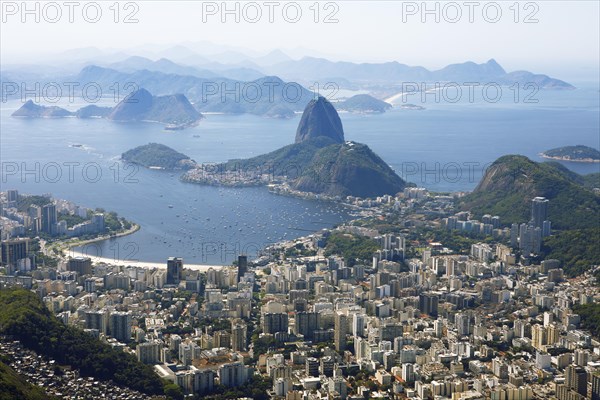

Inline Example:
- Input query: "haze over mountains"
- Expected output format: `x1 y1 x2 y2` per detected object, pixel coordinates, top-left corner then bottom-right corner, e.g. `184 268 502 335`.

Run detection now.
1 45 574 101
12 88 203 127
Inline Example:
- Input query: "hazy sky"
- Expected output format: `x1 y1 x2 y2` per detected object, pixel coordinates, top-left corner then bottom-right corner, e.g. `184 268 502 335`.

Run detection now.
1 1 598 80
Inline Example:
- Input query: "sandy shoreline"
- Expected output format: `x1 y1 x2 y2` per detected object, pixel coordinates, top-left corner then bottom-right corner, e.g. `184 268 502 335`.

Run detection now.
68 249 227 271
539 153 600 163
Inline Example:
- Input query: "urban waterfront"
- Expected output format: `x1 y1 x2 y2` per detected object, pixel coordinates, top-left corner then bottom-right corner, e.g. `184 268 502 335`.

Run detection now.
1 86 598 264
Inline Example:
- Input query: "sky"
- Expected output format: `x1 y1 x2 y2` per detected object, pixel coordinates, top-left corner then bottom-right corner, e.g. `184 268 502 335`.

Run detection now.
1 0 599 81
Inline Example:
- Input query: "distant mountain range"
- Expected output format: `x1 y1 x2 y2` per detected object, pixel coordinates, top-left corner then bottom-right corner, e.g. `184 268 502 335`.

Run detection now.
1 53 575 116
11 88 203 128
72 66 314 118
80 57 575 90
459 155 600 230
263 58 575 89
105 55 265 81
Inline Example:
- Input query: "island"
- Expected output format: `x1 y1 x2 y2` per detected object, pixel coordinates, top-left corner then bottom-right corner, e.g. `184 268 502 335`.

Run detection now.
400 103 425 110
11 100 74 118
108 88 203 128
11 88 204 130
334 94 392 114
540 145 600 163
121 143 197 170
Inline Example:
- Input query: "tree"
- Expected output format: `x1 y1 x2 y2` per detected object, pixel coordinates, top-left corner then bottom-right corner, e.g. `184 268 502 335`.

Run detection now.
164 384 184 400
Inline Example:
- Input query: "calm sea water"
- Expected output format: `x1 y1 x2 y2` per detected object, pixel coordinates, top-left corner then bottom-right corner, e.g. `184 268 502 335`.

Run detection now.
1 83 598 264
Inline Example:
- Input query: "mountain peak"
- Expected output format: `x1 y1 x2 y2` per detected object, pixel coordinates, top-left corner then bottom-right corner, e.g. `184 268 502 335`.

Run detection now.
108 88 201 126
295 96 345 144
485 58 506 75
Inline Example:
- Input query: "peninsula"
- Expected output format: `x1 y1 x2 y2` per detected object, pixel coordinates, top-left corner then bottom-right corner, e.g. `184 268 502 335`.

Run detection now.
181 97 406 198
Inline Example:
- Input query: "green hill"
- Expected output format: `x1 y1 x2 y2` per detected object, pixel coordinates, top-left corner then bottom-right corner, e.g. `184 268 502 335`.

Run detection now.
122 143 196 170
459 155 600 230
220 136 338 177
583 172 600 189
0 358 54 400
192 137 405 198
573 303 600 339
540 228 600 277
0 289 163 395
293 141 406 198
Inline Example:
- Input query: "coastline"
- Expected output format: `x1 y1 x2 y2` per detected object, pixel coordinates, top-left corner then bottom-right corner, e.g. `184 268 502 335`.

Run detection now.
59 224 226 271
67 249 226 271
539 153 600 163
48 223 141 256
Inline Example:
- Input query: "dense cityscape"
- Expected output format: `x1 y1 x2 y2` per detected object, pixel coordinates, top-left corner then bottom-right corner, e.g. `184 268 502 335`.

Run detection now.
1 185 599 400
1 3 599 399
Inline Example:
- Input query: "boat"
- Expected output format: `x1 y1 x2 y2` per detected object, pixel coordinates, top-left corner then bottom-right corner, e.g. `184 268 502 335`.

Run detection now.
164 124 186 131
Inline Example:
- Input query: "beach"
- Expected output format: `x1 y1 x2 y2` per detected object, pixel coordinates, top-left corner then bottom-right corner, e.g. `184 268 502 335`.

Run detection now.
68 249 226 272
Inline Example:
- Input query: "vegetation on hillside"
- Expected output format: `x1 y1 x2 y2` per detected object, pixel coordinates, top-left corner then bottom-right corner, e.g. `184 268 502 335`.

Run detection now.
220 136 338 178
540 228 600 277
0 358 55 400
122 143 195 170
293 141 406 197
459 155 600 230
573 303 600 339
200 375 272 400
0 289 164 395
407 227 490 255
57 212 87 227
583 172 600 189
16 195 51 212
324 232 380 263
